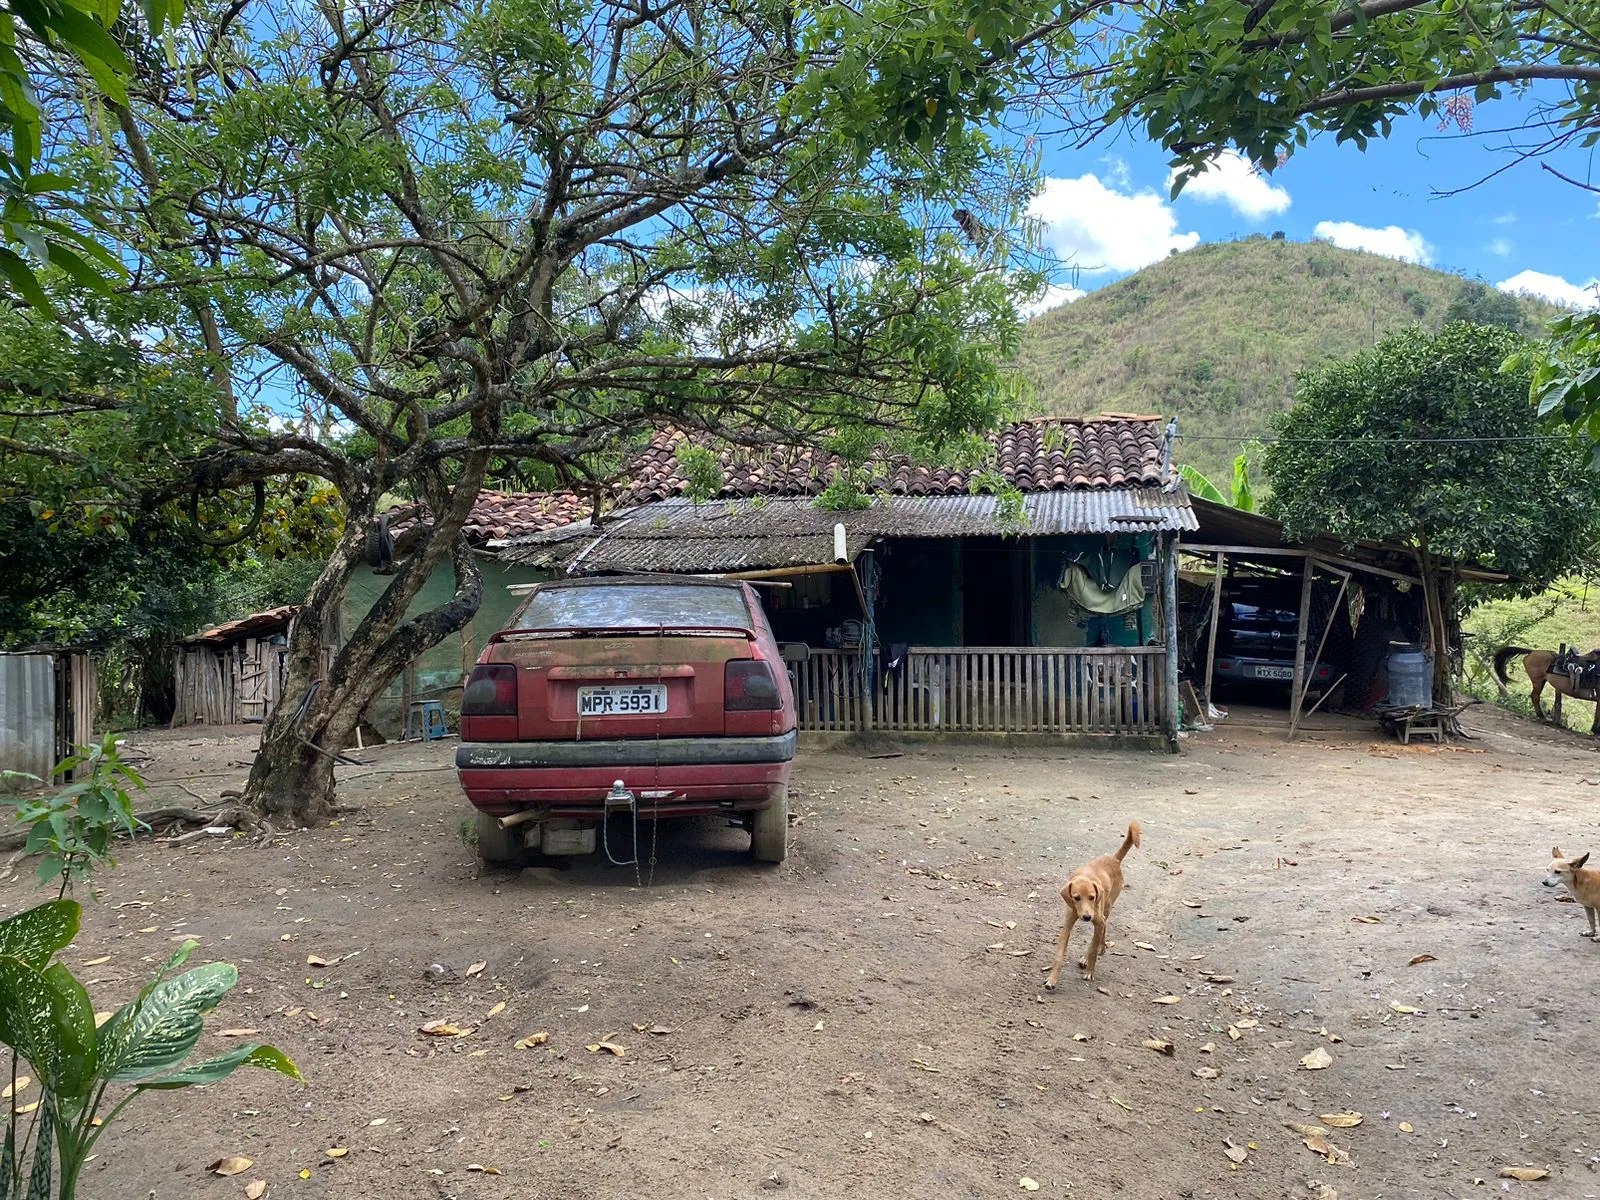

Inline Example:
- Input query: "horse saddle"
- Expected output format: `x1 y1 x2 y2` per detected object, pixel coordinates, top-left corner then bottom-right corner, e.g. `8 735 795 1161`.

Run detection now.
1553 647 1600 693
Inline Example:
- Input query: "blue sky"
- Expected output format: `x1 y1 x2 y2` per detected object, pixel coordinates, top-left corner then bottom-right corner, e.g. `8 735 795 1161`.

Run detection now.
1021 89 1600 313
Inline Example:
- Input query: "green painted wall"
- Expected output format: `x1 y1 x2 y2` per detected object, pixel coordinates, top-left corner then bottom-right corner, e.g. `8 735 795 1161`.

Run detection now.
344 556 551 731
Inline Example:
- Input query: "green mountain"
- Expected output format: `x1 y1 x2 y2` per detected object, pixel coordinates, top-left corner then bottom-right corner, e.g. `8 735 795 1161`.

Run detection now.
1014 237 1563 485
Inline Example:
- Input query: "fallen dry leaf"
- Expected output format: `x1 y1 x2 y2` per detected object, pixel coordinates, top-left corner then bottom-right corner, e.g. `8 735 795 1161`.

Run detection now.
486 1002 505 1019
209 1156 253 1177
1183 900 1202 908
419 1020 473 1037
1 1076 31 1099
646 1024 673 1035
1498 1168 1549 1181
1141 1038 1175 1056
245 1182 267 1200
1389 1002 1423 1015
1206 974 1235 984
1300 1047 1333 1070
217 1029 260 1037
325 1147 348 1158
1223 1139 1249 1165
1018 1178 1040 1192
12 1101 39 1115
305 954 337 968
586 1041 626 1056
82 956 110 967
1072 1033 1089 1042
1227 1025 1242 1041
298 1169 310 1180
1234 1017 1259 1029
1199 1042 1216 1053
1152 995 1181 1005
466 961 487 977
1321 1112 1363 1128
515 1031 549 1049
368 1118 387 1127
1193 1066 1220 1080
1398 1122 1414 1134
467 1165 503 1176
1134 941 1157 951
1351 915 1381 924
1407 953 1437 966
1286 1122 1329 1138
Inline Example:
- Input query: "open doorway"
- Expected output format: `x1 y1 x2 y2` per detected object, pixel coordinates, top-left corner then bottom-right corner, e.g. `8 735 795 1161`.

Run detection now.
961 538 1029 646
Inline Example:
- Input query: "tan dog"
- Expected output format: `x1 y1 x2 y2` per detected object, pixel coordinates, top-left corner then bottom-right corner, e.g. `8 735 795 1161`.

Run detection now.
1545 846 1600 938
1045 822 1141 987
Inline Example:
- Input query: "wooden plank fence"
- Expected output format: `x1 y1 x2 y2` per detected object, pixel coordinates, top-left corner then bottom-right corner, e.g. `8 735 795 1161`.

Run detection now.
793 646 1166 737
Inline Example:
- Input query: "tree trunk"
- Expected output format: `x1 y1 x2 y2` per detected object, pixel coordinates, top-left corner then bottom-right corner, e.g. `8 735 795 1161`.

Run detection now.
242 457 491 826
1415 536 1451 704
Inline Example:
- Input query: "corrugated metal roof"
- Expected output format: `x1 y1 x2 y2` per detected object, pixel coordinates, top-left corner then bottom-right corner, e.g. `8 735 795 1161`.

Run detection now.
503 490 1195 574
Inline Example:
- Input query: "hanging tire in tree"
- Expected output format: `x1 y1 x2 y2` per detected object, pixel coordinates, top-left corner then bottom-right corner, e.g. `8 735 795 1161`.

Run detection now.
188 480 267 547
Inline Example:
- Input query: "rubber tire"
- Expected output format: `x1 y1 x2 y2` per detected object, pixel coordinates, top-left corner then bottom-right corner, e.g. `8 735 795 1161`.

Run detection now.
477 811 527 868
749 785 789 864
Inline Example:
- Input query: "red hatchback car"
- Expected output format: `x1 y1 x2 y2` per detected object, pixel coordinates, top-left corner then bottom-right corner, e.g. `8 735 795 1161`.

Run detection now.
456 575 797 866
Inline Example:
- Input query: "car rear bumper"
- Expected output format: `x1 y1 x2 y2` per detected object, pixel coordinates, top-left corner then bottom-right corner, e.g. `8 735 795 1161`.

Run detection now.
457 731 795 817
1214 659 1332 684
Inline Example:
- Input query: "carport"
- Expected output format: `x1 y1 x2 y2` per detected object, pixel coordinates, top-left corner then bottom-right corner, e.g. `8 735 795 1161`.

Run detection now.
1180 498 1508 738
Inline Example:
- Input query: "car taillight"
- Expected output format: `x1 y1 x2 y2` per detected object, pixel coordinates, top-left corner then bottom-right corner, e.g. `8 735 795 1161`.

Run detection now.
725 659 780 711
462 663 517 716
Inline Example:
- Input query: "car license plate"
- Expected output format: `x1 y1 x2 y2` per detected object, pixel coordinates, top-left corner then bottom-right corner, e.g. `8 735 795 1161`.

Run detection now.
578 684 668 716
1253 665 1294 680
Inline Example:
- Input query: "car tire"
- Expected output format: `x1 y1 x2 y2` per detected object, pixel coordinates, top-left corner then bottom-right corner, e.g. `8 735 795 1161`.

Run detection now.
750 785 788 864
477 811 527 868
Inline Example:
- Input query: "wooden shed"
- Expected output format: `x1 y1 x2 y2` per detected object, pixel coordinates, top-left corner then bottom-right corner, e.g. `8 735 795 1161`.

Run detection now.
170 606 338 727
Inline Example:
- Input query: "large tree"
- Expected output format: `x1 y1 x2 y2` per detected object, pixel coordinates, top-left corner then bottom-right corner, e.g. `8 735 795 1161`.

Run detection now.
10 0 1054 825
1262 323 1600 698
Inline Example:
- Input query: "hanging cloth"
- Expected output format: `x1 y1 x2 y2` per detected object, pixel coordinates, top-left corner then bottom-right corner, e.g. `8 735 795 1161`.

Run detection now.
1059 561 1146 615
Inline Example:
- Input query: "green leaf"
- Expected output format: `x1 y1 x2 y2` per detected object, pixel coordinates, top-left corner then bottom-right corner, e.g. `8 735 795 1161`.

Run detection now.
99 961 238 1083
0 901 79 970
40 963 97 1100
1178 463 1226 504
0 247 54 316
1 1110 15 1200
137 1042 302 1090
0 957 59 1087
38 5 130 77
22 1106 47 1200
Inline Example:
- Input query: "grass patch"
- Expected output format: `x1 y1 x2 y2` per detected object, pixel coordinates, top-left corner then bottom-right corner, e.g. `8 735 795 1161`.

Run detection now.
1462 578 1600 736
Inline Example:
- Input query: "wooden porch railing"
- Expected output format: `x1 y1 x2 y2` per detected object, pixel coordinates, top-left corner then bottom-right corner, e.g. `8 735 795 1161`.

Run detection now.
792 646 1167 736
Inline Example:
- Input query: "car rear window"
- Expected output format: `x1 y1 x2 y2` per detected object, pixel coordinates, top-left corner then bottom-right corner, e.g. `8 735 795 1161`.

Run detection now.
514 583 751 631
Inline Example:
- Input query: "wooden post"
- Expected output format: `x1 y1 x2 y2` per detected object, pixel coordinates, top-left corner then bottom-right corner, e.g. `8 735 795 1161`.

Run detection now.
1289 563 1349 741
1289 556 1314 735
1203 551 1225 706
1161 532 1180 749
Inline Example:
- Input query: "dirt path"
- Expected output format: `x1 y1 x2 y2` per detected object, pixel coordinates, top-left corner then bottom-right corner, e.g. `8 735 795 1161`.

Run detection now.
5 707 1600 1199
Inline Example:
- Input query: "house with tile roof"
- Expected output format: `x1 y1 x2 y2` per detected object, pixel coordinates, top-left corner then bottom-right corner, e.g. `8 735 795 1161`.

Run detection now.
495 416 1194 743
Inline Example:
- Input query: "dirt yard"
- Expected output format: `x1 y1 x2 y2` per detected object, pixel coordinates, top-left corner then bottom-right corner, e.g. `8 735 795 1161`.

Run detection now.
5 703 1600 1200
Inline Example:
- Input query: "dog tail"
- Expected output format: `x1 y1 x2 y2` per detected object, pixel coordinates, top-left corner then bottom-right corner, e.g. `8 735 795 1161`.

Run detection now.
1494 645 1531 686
1116 821 1141 861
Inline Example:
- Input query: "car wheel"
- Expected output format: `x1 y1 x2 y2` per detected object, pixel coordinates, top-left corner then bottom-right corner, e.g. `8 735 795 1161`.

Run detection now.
477 811 527 868
749 785 788 864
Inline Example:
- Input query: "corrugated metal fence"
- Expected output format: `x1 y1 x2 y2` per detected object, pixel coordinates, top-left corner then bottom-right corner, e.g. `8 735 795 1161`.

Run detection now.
0 651 96 782
794 646 1167 737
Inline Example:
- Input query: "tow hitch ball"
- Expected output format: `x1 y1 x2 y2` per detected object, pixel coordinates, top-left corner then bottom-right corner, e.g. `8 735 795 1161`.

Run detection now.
605 779 636 812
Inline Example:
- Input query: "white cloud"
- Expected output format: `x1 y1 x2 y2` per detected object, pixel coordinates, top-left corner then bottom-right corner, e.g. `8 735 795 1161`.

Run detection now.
1312 220 1433 264
1028 174 1200 275
1496 269 1600 310
1019 282 1086 318
1492 212 1518 226
1487 238 1513 258
1169 151 1291 220
1099 156 1132 190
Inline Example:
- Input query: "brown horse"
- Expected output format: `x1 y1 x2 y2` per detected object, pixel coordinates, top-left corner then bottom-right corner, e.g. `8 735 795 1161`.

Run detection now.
1494 646 1600 734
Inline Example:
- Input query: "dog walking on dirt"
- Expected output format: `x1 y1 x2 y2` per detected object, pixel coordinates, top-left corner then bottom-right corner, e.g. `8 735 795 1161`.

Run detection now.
1045 822 1140 987
1545 846 1600 939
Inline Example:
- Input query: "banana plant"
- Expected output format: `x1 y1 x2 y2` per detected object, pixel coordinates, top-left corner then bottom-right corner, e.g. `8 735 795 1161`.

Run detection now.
0 900 300 1200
